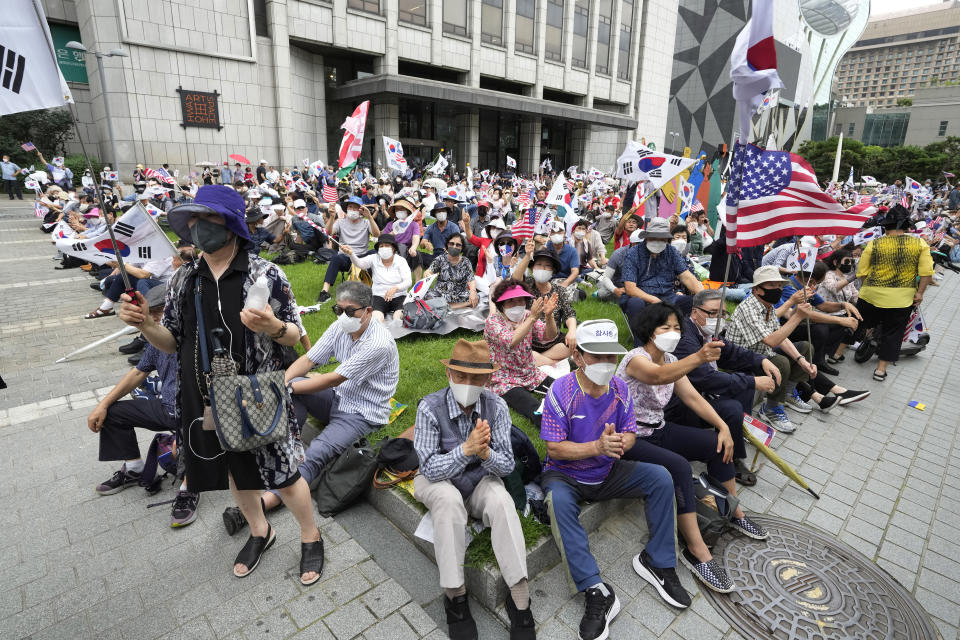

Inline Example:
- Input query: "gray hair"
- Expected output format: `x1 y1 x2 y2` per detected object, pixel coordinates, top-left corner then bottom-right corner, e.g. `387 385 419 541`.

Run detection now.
692 289 722 309
335 281 372 308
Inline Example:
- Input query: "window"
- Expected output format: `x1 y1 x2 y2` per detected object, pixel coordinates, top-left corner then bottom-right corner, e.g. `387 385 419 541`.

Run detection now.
253 0 269 37
399 0 427 26
617 0 633 79
595 0 612 74
481 0 503 45
572 0 590 68
848 122 855 135
444 0 469 36
939 120 949 136
348 0 380 13
515 0 536 53
545 0 564 61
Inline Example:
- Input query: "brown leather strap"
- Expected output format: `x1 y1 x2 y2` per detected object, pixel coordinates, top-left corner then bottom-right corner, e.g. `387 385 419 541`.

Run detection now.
372 468 417 489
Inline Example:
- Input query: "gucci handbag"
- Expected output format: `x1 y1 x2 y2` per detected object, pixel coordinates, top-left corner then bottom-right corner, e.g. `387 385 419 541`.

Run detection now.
195 280 290 452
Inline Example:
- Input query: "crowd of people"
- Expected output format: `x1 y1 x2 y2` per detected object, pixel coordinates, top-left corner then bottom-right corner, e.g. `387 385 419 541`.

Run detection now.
17 149 954 640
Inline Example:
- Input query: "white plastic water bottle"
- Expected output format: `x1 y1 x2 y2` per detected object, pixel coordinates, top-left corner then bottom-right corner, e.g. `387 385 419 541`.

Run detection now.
244 275 270 310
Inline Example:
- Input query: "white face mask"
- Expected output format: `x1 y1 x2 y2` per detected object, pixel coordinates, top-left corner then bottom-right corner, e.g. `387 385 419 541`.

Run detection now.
702 317 724 335
582 362 617 387
338 311 364 334
395 210 408 221
449 379 483 407
601 211 612 219
550 234 565 245
574 230 586 240
671 239 687 254
646 240 667 254
435 212 447 222
532 268 553 284
347 209 361 220
504 305 527 322
378 246 394 260
653 330 682 353
489 229 501 240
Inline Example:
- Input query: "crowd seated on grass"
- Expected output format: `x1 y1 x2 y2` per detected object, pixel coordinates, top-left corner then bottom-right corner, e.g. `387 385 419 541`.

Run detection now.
26 158 954 640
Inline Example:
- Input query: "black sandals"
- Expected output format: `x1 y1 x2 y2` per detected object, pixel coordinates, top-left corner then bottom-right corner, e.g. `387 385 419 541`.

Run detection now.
233 523 276 578
299 531 325 586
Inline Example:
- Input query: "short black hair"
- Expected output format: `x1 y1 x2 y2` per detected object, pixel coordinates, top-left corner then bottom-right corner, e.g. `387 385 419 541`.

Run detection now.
670 224 689 239
632 302 683 346
811 261 828 282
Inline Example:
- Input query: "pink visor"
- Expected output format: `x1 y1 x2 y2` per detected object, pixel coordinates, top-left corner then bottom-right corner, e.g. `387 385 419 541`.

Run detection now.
495 285 534 302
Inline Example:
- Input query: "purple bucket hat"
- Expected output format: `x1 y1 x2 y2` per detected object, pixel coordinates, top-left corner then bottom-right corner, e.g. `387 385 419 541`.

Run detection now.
167 185 251 242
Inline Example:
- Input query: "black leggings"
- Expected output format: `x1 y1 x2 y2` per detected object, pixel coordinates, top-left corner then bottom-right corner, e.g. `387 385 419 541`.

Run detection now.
855 299 913 363
624 421 735 514
501 377 554 428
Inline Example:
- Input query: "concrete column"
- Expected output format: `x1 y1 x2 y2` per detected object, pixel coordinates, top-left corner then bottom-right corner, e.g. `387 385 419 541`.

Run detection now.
468 0 482 87
533 0 547 97
519 117 542 174
373 96 401 170
570 123 592 168
377 0 399 75
563 0 575 73
332 0 349 47
267 0 294 167
609 0 623 81
430 0 444 66
627 0 644 114
313 53 329 164
456 109 480 169
504 0 517 63
585 0 599 106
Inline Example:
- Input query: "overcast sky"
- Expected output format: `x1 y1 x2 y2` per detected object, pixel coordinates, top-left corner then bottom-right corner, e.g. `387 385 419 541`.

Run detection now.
869 0 945 16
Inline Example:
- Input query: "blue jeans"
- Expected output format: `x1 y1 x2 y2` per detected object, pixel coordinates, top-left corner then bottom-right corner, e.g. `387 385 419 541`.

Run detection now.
543 460 676 592
102 275 163 301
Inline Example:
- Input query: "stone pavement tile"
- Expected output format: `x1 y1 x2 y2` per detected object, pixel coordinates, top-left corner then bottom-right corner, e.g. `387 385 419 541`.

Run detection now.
285 589 336 629
27 612 97 640
361 578 411 619
421 629 450 640
882 526 926 555
323 599 377 640
356 559 389 586
291 621 335 639
842 517 885 546
534 617 573 640
527 562 572 625
321 539 372 578
157 615 218 640
362 611 418 640
320 565 372 607
877 541 921 573
247 577 301 615
894 500 934 526
875 558 916 592
608 609 658 639
52 578 106 623
856 489 895 514
205 593 259 638
623 587 679 636
803 508 843 536
0 600 56 640
0 587 22 620
690 592 731 630
243 607 299 640
399 601 437 636
107 601 174 640
914 587 960 627
669 609 730 639
838 531 878 557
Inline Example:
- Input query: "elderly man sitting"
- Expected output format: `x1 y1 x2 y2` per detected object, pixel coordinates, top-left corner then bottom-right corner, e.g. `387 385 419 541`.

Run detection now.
414 339 535 640
224 282 399 530
668 289 783 485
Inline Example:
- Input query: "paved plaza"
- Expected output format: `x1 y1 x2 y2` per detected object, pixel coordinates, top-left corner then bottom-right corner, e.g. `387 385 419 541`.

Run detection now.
0 198 957 639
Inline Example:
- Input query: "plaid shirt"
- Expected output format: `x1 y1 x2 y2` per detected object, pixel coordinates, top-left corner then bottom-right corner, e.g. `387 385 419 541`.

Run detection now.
725 294 779 356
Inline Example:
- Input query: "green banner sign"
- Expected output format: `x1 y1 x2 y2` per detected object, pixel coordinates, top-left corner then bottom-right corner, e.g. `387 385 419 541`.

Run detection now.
49 23 88 84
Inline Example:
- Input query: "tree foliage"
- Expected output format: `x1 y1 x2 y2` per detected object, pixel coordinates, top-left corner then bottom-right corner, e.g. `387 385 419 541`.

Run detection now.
795 136 960 183
0 108 75 167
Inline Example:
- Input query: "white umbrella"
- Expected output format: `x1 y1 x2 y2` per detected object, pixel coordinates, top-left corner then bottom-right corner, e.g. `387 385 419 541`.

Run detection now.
195 161 216 168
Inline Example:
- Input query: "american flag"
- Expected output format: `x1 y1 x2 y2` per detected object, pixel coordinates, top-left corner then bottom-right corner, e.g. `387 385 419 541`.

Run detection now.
21 142 35 152
515 187 534 210
322 183 338 203
927 216 944 230
944 171 956 179
691 201 704 213
725 143 874 251
510 207 546 241
144 167 175 185
34 201 44 218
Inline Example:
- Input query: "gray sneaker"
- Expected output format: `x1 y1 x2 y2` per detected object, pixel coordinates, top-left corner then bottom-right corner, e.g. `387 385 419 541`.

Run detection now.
96 466 141 495
784 387 813 414
170 490 200 528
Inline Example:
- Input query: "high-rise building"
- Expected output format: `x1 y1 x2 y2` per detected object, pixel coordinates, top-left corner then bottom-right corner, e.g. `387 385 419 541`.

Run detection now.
43 0 680 175
831 1 960 111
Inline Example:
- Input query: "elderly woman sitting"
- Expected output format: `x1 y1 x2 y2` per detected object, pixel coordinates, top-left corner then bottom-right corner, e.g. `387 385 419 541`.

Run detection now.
425 233 478 309
341 233 412 323
512 239 578 366
484 280 558 426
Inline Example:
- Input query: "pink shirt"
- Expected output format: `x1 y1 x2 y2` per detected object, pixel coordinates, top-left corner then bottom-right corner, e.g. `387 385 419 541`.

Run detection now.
484 311 547 395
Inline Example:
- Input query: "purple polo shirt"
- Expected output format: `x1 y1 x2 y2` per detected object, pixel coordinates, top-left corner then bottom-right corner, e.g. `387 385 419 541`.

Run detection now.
540 372 636 484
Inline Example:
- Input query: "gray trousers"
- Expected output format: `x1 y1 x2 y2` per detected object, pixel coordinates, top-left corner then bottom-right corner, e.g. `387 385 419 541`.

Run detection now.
414 474 528 590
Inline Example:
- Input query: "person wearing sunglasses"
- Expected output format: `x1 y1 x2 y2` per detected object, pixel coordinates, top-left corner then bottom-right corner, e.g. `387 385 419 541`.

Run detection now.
667 290 782 486
818 248 861 364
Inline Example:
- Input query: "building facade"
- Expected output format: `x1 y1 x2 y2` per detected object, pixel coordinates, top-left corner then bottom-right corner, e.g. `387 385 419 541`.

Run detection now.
831 1 960 111
830 84 960 147
43 0 680 177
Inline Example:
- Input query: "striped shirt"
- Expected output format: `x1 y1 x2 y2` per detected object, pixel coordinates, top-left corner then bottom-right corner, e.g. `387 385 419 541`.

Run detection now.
414 388 515 482
306 318 399 424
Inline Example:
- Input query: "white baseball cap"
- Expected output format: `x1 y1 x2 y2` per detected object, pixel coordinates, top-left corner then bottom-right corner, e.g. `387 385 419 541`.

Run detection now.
293 199 307 209
575 319 627 355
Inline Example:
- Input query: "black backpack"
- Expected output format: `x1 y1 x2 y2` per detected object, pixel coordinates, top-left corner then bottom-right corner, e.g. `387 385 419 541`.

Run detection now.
311 439 378 517
693 473 740 546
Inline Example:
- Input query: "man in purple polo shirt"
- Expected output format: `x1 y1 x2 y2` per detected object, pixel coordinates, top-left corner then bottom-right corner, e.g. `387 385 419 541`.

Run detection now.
541 319 690 640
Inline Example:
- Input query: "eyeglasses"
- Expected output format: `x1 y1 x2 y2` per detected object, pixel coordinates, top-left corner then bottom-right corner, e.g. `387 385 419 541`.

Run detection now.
332 304 363 317
447 243 463 249
695 307 729 319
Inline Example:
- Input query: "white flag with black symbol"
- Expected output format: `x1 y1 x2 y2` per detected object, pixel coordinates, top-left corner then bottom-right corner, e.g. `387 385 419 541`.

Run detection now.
1 0 73 115
55 204 177 266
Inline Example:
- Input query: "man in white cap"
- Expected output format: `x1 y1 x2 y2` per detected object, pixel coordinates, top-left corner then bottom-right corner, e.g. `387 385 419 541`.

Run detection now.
540 319 690 640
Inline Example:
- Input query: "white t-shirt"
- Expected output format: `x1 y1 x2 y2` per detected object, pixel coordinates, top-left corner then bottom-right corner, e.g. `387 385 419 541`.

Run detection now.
352 252 412 298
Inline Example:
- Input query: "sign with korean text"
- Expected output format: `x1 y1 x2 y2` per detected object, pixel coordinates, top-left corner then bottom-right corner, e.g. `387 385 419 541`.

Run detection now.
176 87 222 130
49 23 88 84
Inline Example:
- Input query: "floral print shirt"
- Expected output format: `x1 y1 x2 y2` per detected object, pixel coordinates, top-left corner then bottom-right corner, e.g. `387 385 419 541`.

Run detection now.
430 253 475 303
616 347 676 436
484 310 547 395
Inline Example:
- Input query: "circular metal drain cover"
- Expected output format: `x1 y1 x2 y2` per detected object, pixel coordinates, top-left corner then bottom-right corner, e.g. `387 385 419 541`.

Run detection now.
701 516 939 639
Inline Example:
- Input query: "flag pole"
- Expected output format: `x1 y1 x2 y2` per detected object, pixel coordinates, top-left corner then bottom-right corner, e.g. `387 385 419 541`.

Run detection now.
712 123 747 339
794 236 814 347
65 104 137 297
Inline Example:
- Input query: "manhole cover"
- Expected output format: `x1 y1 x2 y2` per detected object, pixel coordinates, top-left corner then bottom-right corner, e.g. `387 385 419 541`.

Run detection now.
701 516 940 639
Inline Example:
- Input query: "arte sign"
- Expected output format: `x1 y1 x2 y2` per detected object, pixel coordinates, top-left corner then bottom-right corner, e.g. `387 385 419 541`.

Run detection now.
176 87 222 130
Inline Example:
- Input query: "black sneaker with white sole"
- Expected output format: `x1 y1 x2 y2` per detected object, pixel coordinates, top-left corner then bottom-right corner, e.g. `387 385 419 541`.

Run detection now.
96 466 141 495
579 583 620 640
838 389 870 405
316 290 331 304
817 395 840 413
680 548 734 593
730 515 769 540
633 550 691 608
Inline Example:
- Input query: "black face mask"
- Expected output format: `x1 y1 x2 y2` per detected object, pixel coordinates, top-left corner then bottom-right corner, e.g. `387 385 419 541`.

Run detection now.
838 263 853 274
447 246 462 258
190 218 231 253
760 287 783 303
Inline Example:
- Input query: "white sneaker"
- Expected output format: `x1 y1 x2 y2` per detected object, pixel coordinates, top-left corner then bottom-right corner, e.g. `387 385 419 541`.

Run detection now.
784 388 813 414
